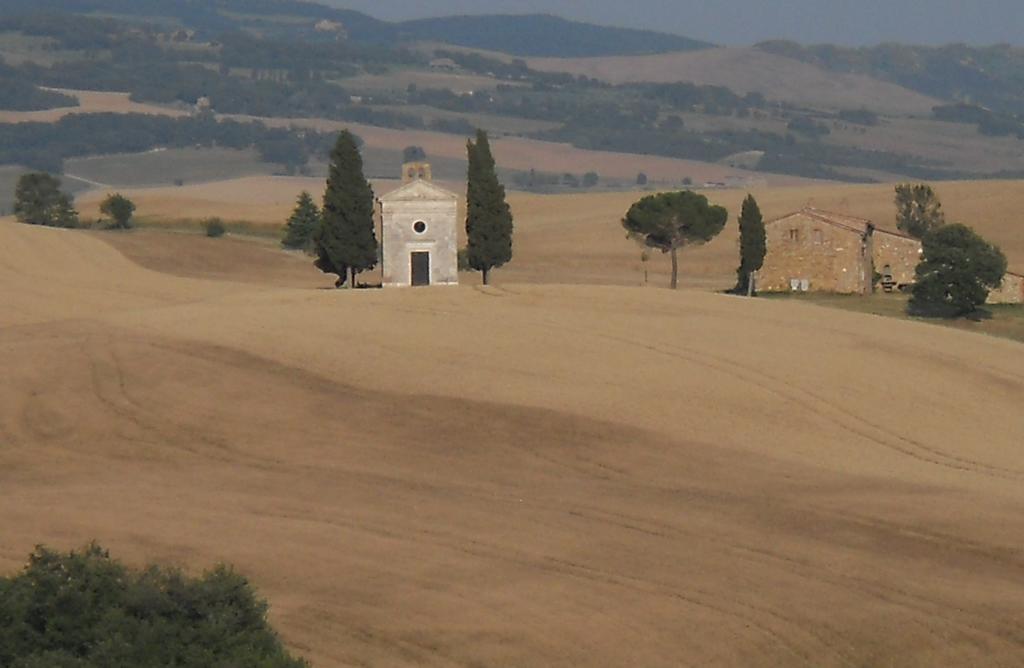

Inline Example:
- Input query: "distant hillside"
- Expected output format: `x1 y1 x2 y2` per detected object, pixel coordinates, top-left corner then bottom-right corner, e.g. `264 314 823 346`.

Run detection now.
757 41 1024 116
394 14 712 57
0 0 396 42
523 48 941 116
2 0 1022 184
0 0 710 57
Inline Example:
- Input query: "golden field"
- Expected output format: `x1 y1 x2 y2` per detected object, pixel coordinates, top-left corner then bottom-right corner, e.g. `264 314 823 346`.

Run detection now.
0 89 188 123
2 210 1024 666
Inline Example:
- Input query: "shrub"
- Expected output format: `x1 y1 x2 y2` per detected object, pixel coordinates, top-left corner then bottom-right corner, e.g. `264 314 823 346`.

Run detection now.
0 543 308 667
838 108 879 126
13 172 80 228
99 193 135 230
203 217 227 237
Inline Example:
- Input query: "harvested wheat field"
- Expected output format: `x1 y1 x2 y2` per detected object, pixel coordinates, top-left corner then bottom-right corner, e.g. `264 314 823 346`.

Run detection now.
79 177 1024 289
0 89 188 124
0 87 782 186
219 115 808 186
524 48 941 116
2 215 1024 667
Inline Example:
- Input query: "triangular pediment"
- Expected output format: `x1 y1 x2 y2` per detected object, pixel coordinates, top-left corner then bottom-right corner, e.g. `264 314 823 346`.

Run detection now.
379 179 459 203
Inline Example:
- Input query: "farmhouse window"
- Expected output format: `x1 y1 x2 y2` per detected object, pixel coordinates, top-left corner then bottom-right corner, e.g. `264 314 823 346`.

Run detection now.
813 229 823 244
788 228 800 242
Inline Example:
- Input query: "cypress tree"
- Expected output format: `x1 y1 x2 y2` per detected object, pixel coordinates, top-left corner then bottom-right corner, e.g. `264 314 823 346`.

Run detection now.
895 183 945 239
736 194 766 295
282 191 320 252
315 130 377 288
465 129 513 285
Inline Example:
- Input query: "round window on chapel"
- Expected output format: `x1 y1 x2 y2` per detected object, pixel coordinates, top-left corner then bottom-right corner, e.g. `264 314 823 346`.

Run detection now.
413 221 427 234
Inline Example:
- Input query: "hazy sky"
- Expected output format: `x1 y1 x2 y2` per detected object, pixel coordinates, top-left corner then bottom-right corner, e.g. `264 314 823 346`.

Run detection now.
329 0 1024 46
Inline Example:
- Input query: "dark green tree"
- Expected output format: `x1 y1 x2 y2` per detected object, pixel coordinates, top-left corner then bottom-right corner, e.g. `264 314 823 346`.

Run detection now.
909 224 1007 318
465 129 513 285
582 171 599 188
13 173 79 228
402 145 427 162
52 196 79 229
315 130 377 288
895 183 945 239
282 191 320 252
99 193 136 230
735 194 766 295
636 172 648 186
0 543 308 668
622 190 728 289
203 217 226 238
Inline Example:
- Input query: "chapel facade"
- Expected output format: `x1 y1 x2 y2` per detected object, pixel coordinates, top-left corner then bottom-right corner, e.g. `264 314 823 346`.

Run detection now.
378 163 459 287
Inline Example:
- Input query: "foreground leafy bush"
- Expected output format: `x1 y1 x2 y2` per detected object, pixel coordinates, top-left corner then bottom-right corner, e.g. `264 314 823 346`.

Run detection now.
0 543 308 668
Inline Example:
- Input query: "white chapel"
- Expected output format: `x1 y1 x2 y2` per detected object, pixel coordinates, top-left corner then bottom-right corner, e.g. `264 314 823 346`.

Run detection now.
378 162 459 287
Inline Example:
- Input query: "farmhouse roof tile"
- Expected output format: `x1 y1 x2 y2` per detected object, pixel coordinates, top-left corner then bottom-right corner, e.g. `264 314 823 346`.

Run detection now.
766 207 916 240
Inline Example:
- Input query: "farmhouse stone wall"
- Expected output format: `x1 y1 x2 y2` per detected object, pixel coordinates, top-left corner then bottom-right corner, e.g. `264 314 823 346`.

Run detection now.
988 272 1024 305
379 175 459 288
758 209 922 295
873 231 922 287
758 211 870 294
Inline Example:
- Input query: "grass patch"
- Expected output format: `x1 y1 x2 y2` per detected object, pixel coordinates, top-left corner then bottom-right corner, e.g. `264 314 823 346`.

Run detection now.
762 292 1024 343
0 32 87 65
64 148 278 188
131 216 283 241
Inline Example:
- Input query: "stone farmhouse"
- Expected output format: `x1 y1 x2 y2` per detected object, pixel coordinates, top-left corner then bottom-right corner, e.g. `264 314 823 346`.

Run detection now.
757 207 1024 304
428 57 460 72
989 271 1024 304
758 208 920 294
377 162 459 288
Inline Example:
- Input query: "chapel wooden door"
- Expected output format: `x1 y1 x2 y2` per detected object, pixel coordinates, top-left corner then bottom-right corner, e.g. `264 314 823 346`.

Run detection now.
411 251 430 286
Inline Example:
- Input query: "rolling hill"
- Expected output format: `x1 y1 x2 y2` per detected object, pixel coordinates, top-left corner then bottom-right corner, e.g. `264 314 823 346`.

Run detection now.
394 13 712 57
524 48 942 116
0 0 711 57
2 216 1024 666
1 0 1023 190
